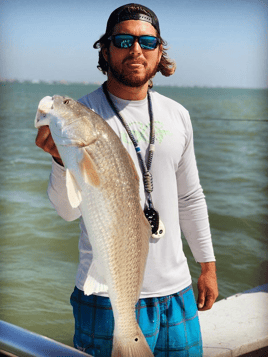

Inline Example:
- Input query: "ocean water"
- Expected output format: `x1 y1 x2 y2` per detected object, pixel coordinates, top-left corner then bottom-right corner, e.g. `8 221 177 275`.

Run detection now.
0 82 267 347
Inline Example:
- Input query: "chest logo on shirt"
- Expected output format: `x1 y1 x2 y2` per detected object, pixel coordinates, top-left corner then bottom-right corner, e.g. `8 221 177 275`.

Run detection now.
120 121 173 145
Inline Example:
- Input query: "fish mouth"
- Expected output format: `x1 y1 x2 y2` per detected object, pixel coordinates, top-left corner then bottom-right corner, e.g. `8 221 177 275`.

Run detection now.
34 96 54 128
40 96 54 109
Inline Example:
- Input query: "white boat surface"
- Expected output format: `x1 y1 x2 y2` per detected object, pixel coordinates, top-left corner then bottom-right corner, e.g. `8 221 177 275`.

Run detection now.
199 283 268 356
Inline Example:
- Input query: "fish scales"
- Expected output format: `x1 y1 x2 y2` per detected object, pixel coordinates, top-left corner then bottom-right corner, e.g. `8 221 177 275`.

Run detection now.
87 136 148 313
35 95 153 356
83 135 146 290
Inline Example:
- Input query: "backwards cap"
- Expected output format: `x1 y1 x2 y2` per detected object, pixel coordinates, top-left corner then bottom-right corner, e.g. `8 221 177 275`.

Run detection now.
105 3 160 36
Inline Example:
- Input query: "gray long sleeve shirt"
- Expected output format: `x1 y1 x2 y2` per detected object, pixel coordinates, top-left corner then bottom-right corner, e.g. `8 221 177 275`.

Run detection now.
47 87 215 298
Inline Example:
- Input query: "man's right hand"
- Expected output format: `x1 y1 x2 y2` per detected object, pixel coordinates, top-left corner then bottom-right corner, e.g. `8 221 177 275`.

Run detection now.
35 126 64 166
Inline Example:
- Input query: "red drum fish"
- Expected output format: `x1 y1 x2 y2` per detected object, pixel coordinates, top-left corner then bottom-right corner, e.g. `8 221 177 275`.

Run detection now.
35 95 153 357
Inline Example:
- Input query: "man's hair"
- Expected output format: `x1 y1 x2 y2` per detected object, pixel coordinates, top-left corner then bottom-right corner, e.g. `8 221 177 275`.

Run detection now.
93 4 176 88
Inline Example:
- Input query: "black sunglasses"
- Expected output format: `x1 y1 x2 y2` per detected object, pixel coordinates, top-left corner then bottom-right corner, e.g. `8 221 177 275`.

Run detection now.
108 34 161 50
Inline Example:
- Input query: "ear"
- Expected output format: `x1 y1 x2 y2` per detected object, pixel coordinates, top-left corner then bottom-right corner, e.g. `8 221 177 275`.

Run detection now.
102 47 109 63
157 44 163 65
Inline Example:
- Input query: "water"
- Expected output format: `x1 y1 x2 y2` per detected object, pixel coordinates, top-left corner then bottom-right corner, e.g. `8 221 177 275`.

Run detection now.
1 82 267 346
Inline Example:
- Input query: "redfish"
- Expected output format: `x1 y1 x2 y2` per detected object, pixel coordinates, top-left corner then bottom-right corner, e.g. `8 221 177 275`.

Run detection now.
35 95 153 357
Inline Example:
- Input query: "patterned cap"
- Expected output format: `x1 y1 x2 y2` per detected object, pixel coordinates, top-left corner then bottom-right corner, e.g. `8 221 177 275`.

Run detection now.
105 3 160 35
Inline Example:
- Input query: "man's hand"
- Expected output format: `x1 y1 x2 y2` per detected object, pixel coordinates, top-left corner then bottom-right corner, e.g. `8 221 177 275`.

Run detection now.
35 125 63 166
197 261 218 311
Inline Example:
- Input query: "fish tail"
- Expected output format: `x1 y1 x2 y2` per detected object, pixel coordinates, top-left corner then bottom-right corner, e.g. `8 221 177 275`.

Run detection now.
111 325 153 357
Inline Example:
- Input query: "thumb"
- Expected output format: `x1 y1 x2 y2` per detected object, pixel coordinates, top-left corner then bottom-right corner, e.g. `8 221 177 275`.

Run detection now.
197 290 205 310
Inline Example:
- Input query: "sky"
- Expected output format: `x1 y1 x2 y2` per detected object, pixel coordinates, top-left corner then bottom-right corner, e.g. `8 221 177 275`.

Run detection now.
0 0 268 88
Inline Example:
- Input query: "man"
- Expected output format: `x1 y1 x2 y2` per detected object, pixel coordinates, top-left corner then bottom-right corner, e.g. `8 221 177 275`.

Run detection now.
36 3 218 356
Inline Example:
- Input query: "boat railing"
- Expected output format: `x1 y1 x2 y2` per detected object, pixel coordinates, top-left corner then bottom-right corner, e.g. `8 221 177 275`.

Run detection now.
0 320 92 357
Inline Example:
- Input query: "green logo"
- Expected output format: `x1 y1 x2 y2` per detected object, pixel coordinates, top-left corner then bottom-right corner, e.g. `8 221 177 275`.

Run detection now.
121 121 173 145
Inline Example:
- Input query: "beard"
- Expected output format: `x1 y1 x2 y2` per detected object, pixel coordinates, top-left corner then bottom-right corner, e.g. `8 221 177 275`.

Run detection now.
108 54 159 88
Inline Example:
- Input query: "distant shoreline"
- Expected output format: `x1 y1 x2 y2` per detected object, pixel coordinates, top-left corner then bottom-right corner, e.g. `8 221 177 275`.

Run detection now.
0 79 267 90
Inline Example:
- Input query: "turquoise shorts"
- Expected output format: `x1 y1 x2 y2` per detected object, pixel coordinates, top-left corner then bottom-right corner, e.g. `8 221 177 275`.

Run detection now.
70 285 203 356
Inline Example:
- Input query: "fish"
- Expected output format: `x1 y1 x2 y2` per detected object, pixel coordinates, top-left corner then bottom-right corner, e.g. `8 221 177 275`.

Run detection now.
35 95 153 357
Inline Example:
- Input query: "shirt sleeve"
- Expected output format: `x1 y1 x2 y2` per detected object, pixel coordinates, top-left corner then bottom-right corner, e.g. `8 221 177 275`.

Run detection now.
176 112 216 263
47 158 81 222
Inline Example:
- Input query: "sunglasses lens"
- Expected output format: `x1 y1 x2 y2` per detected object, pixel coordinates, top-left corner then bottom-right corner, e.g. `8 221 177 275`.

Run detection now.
139 36 159 49
112 35 159 50
113 35 134 48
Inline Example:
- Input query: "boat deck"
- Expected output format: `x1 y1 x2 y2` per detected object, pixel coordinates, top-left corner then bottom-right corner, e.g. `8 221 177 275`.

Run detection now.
0 284 267 356
199 284 268 356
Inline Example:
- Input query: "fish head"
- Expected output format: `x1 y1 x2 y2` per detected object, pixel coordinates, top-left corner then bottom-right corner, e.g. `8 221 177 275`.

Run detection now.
35 95 98 147
35 95 78 129
51 95 80 126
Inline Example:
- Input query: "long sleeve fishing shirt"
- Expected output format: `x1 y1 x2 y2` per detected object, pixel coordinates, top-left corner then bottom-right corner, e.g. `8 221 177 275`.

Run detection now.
47 87 216 298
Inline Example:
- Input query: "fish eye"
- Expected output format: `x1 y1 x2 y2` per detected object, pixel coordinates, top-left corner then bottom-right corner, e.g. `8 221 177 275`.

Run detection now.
64 99 70 104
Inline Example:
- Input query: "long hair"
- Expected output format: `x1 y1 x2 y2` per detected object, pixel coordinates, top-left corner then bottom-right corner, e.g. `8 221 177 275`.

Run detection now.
93 6 176 88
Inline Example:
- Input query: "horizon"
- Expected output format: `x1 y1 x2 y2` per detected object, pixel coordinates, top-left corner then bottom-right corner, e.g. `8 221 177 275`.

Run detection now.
2 78 268 90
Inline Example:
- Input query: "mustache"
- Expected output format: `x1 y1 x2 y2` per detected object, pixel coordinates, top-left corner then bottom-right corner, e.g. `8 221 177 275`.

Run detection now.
122 56 147 65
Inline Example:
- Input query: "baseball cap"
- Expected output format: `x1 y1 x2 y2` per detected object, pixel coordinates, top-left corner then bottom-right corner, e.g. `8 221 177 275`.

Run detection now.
105 3 160 36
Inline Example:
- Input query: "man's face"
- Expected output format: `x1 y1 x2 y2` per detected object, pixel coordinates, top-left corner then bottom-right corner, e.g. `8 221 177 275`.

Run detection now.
104 20 162 87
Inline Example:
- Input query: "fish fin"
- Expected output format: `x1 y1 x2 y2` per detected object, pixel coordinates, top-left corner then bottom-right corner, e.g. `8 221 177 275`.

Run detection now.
66 169 82 208
83 260 108 296
79 148 100 187
112 324 153 357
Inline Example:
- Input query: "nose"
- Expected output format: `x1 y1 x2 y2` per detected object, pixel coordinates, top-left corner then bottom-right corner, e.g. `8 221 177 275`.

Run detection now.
130 39 142 55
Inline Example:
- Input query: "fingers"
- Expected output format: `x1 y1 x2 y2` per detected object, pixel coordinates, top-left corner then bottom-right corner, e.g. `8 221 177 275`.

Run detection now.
197 290 216 311
35 126 60 159
197 271 218 311
197 291 205 310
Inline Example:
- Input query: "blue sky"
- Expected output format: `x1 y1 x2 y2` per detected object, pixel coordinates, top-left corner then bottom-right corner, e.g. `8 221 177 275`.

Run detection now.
0 0 267 88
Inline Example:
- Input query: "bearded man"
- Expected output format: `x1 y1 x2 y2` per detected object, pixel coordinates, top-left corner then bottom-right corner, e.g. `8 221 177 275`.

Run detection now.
36 3 218 356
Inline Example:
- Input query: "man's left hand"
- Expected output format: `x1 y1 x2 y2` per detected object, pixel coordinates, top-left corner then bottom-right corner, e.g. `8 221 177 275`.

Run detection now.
197 262 218 311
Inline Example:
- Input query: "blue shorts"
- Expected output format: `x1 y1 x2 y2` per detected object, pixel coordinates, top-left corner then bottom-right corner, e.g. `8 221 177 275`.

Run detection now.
70 285 203 356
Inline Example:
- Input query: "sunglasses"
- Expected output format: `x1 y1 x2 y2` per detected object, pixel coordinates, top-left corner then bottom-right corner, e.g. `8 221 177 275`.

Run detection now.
108 34 161 50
